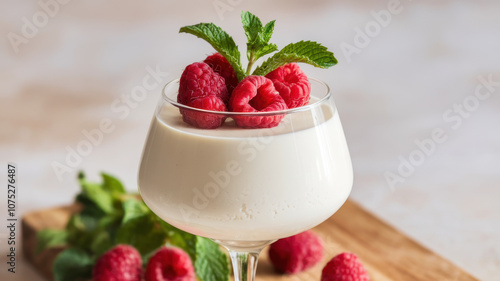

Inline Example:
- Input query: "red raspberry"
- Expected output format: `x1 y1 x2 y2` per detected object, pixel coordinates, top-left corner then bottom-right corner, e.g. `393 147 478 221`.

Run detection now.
229 75 287 128
92 244 142 281
268 230 324 274
204 53 239 95
265 63 311 108
321 252 370 281
179 95 227 129
145 247 196 281
178 62 228 129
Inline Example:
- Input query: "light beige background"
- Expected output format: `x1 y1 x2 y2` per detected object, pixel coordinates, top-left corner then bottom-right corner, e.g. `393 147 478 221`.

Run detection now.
1 0 499 280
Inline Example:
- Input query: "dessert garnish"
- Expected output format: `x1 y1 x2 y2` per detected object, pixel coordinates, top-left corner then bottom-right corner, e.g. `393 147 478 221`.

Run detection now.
178 11 337 129
229 75 287 128
178 62 228 129
36 172 230 281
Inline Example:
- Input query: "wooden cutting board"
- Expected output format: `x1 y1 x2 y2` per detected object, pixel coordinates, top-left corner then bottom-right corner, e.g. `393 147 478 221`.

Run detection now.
22 200 479 281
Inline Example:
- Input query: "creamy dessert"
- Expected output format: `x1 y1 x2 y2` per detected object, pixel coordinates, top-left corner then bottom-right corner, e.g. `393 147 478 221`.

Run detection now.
138 11 352 281
139 96 352 241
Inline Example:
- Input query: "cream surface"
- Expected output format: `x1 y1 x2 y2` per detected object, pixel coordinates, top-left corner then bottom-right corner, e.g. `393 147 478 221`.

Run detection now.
139 105 352 241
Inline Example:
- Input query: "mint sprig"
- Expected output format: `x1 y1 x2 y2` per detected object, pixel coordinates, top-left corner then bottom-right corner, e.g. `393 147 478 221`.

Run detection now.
252 40 338 76
241 11 278 74
179 11 337 81
36 229 68 254
195 237 230 281
37 172 229 281
52 248 93 281
115 199 168 257
154 219 230 281
179 23 246 80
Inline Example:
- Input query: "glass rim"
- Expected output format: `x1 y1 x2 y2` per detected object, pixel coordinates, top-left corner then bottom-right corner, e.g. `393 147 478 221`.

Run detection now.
161 77 331 116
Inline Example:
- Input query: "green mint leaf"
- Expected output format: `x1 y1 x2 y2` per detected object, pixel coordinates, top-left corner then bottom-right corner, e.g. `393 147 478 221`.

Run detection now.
90 231 113 257
121 198 150 224
52 248 93 281
253 40 338 76
36 229 68 254
116 199 168 257
74 193 106 218
65 205 122 254
158 219 197 259
157 221 229 280
65 214 99 252
241 11 278 73
169 231 197 260
253 44 278 60
77 172 114 214
241 11 262 44
59 172 231 281
115 214 167 257
194 237 230 281
262 20 275 44
180 23 246 81
101 172 126 195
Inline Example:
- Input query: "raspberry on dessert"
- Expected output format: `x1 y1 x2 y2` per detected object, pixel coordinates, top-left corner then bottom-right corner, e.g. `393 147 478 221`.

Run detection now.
321 252 370 281
179 62 229 104
265 63 311 108
204 53 239 95
178 62 228 129
268 230 324 274
180 95 227 129
229 75 287 128
92 244 143 281
145 247 196 281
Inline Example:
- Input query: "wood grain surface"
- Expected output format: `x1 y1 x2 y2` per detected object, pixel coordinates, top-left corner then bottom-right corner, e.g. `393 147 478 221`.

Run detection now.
22 200 479 281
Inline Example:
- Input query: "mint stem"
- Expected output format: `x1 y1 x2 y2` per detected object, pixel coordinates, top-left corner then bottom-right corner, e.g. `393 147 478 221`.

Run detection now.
246 52 256 76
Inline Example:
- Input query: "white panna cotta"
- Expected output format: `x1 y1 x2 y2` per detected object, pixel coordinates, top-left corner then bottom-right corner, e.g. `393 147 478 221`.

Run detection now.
138 101 352 241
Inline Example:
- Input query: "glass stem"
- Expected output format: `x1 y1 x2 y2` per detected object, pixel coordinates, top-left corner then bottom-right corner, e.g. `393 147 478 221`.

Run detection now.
228 249 261 281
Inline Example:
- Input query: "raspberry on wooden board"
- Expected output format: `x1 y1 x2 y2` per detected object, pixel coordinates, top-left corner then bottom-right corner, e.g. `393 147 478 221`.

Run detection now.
268 230 324 274
321 252 370 281
92 245 143 281
145 247 196 281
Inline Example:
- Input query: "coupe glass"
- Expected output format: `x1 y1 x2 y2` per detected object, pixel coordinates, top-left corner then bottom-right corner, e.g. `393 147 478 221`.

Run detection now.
138 78 353 281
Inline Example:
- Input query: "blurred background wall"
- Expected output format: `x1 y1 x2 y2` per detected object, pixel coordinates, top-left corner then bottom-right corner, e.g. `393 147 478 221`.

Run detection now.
1 0 499 280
